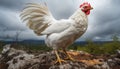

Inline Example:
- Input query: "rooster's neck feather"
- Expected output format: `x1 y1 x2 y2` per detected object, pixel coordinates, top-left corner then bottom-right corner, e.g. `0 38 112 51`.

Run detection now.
70 9 88 26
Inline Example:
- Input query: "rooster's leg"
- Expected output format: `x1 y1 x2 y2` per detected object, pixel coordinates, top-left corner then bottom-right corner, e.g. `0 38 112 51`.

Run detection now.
63 49 75 61
54 50 66 64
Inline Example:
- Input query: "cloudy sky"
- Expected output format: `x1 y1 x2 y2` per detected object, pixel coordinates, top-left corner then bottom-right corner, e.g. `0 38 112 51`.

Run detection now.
0 0 120 41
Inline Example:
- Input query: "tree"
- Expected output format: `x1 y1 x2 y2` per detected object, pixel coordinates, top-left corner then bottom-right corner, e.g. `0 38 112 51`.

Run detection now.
14 31 22 42
103 34 120 54
112 34 119 42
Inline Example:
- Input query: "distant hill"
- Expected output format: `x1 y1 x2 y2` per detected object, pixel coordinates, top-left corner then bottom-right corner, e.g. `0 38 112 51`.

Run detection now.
75 41 112 45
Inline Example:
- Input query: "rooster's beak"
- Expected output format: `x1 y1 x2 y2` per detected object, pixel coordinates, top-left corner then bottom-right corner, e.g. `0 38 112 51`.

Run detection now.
90 7 93 10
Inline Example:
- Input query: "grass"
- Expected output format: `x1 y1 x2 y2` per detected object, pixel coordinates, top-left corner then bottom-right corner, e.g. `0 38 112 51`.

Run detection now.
0 35 120 55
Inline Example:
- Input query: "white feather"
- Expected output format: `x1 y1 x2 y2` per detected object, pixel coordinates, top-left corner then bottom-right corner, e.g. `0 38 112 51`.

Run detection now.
41 19 72 34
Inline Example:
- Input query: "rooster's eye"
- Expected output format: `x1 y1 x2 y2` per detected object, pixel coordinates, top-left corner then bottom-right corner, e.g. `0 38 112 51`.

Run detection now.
84 6 87 8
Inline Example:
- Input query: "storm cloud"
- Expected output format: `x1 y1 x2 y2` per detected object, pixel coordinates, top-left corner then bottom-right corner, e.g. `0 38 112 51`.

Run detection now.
0 0 120 41
83 0 120 41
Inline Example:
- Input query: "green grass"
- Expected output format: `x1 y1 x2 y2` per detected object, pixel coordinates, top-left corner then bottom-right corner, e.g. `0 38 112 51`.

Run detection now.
0 34 120 55
0 42 120 55
76 41 120 55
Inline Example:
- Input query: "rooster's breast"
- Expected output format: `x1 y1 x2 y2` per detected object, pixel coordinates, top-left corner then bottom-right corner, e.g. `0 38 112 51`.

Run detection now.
45 23 87 50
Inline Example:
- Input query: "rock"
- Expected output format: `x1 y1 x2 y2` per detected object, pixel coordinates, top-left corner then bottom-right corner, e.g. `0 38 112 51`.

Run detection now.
100 62 110 69
0 44 35 69
106 50 120 69
116 50 120 58
117 50 120 54
49 62 86 69
1 44 11 54
7 54 34 69
0 44 120 69
0 54 1 58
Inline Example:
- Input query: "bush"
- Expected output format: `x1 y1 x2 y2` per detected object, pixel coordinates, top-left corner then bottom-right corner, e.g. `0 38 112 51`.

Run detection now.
76 35 120 55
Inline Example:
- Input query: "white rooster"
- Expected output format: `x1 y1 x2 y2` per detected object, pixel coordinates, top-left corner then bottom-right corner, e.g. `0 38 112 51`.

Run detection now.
20 2 93 64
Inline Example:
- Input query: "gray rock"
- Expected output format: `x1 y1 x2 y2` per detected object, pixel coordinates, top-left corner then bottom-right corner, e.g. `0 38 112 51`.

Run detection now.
1 44 11 54
7 54 34 69
116 50 120 58
0 54 1 58
117 50 120 54
0 44 120 69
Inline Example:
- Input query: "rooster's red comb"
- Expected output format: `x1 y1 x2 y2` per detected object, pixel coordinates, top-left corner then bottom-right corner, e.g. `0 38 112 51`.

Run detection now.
80 2 91 8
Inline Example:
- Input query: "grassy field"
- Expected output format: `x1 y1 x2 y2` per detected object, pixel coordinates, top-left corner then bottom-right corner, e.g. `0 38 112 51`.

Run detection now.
0 35 120 55
0 40 120 55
